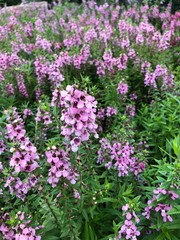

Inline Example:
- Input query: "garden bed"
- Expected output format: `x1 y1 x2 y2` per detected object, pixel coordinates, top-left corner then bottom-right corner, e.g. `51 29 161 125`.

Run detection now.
0 1 179 239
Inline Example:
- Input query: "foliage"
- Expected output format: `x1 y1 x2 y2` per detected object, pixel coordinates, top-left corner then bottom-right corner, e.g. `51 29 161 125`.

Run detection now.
138 91 180 160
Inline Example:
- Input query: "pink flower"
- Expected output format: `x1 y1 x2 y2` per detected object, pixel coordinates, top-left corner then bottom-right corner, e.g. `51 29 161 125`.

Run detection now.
106 107 117 117
168 190 178 200
23 108 33 119
52 85 98 152
122 204 129 212
126 213 132 220
117 81 128 95
46 147 78 187
70 137 81 152
5 108 39 173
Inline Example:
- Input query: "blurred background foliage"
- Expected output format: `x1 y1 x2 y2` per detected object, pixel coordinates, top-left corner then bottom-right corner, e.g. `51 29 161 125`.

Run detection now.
0 0 179 13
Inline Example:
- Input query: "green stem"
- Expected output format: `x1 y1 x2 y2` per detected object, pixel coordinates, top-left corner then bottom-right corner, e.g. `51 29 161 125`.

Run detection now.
44 196 61 234
62 187 78 240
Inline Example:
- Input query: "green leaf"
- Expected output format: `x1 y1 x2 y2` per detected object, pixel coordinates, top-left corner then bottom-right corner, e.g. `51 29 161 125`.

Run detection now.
161 227 171 240
122 184 133 196
157 194 167 202
142 232 164 240
89 225 97 240
133 195 141 203
42 236 59 240
83 222 90 240
42 229 60 240
168 206 180 215
89 205 96 219
42 216 55 232
168 232 180 240
173 136 180 157
60 228 70 238
157 213 163 229
82 209 89 222
82 222 97 240
163 219 180 229
155 233 166 240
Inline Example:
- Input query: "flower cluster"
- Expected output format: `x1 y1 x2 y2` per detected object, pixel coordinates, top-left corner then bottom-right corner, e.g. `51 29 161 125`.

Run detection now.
97 108 105 120
142 187 178 222
51 85 98 152
106 107 117 117
124 104 136 117
94 52 128 77
97 107 117 120
5 108 39 173
45 146 78 187
4 175 38 201
5 83 15 97
35 35 52 52
117 81 128 95
0 138 6 156
98 138 145 177
23 108 33 119
144 64 174 89
35 107 52 126
155 204 173 222
16 73 29 98
0 212 41 240
117 204 140 240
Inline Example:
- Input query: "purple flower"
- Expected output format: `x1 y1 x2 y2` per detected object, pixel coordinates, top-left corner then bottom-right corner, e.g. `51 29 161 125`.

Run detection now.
98 138 145 178
122 204 129 212
0 137 6 155
117 81 128 95
73 189 81 199
168 190 178 200
23 108 33 119
106 107 117 117
155 204 172 222
52 85 98 152
70 137 81 152
0 212 42 239
118 219 140 240
4 175 38 201
35 108 52 126
97 108 105 120
46 147 78 187
5 83 15 97
5 108 39 173
124 105 136 117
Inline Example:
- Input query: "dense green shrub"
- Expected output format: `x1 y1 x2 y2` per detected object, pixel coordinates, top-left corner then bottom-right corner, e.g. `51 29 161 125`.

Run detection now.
138 91 180 160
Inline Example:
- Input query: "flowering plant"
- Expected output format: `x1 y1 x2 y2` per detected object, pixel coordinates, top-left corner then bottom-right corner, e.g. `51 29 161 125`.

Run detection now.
0 1 179 239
